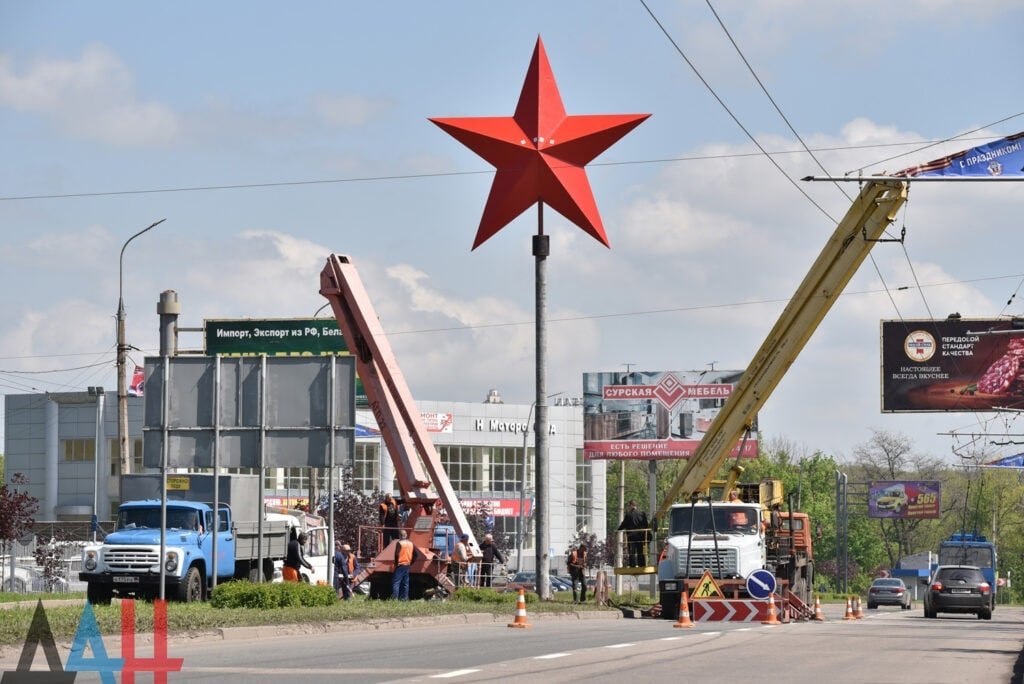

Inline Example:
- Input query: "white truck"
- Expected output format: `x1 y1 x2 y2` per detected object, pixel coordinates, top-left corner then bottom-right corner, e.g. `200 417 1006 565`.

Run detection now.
266 506 331 586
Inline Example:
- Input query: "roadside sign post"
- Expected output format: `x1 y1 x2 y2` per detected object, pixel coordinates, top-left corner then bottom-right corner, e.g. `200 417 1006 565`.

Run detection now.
746 569 777 601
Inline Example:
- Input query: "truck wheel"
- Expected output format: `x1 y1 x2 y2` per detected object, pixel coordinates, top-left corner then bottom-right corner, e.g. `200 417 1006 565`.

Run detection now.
87 583 113 606
177 567 204 603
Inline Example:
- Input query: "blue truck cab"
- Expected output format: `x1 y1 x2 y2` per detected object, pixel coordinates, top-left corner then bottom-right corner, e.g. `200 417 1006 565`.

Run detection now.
81 500 235 604
935 532 998 610
80 474 289 604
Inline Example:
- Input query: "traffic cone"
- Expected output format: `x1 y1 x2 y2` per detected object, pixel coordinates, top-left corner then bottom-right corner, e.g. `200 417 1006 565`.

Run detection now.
673 590 694 629
853 595 864 619
813 594 826 621
842 596 855 620
507 588 532 629
761 592 782 625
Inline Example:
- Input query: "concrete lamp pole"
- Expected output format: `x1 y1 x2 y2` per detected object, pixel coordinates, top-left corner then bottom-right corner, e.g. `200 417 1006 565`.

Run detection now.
117 219 166 479
87 386 105 542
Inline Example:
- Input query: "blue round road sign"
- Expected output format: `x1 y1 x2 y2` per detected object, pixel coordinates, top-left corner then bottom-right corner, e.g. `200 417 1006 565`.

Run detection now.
746 569 777 599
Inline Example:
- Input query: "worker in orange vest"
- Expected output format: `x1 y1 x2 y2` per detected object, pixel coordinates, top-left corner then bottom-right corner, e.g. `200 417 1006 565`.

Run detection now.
334 542 360 600
392 530 421 600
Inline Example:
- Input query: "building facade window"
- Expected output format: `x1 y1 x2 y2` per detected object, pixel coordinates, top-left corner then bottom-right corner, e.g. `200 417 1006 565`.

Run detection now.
438 445 484 492
575 448 592 533
108 438 144 476
353 441 379 492
489 446 528 493
62 439 94 462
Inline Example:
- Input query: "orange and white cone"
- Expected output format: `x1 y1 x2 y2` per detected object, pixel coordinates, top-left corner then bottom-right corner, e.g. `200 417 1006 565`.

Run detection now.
673 590 694 629
761 592 782 625
813 594 826 621
842 596 854 620
853 595 864 619
507 588 532 629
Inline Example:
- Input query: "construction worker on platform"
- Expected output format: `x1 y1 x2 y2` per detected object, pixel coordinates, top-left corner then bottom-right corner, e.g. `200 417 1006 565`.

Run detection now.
452 533 470 587
617 500 650 567
379 493 400 548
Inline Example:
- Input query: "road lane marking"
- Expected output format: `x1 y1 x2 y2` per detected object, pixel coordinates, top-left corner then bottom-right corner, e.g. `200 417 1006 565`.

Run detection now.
432 669 481 678
606 643 635 648
535 653 572 659
659 636 683 641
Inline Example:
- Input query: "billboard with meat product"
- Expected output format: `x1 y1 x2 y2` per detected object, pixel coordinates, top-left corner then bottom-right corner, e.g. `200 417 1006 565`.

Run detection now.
881 318 1024 412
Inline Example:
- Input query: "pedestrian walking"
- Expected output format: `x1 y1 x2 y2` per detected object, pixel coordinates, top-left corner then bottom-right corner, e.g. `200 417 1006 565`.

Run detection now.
392 530 420 600
617 500 650 567
283 529 313 582
379 493 400 548
568 543 588 603
478 534 505 588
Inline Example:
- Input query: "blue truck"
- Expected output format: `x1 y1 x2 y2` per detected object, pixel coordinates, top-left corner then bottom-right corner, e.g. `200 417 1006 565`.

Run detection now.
80 474 291 604
935 532 998 611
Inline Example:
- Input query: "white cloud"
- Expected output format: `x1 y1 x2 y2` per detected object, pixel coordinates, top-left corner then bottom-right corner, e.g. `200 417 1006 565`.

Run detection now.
0 45 179 146
311 93 392 127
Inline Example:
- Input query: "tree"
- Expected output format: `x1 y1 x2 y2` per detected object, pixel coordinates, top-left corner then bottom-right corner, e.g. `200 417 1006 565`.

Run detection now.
849 429 945 568
1 473 38 591
317 468 381 559
0 473 37 544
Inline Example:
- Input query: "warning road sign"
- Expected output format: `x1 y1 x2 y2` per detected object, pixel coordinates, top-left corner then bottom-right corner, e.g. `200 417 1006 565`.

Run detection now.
693 570 724 599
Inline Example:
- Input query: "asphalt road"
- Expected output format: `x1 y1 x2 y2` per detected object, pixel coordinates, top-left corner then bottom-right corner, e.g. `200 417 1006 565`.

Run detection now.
3 604 1023 683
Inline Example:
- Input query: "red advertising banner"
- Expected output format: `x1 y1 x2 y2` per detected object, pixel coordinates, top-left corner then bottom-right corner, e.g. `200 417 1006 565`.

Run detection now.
882 318 1024 412
585 439 757 460
583 370 757 461
867 480 941 519
459 498 532 517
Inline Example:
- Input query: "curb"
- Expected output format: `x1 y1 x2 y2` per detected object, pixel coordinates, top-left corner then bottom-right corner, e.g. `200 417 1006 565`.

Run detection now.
0 606 622 658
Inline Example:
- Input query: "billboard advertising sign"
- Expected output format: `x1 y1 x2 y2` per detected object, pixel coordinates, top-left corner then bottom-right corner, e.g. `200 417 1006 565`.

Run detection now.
204 318 349 356
583 370 758 460
867 480 941 519
881 318 1024 412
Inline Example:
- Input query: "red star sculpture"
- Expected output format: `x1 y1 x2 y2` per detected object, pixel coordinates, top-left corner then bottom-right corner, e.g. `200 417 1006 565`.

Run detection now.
431 37 650 250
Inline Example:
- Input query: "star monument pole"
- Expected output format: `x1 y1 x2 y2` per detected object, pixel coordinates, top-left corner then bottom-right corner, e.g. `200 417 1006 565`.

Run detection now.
432 37 648 600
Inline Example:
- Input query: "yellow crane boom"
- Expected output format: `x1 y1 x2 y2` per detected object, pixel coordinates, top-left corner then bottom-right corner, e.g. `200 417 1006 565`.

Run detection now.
655 180 908 522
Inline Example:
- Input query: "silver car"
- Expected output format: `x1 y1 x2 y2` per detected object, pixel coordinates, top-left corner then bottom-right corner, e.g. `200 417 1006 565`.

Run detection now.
867 577 912 610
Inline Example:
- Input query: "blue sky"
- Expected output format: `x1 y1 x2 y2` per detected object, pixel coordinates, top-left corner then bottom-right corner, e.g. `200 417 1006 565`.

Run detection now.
2 1 1024 465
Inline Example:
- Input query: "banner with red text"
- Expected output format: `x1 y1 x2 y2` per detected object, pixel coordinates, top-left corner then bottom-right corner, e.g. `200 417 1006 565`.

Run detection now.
583 369 757 460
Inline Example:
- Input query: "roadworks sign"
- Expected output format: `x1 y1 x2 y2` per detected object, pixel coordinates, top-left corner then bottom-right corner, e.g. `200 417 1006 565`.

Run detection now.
693 570 724 599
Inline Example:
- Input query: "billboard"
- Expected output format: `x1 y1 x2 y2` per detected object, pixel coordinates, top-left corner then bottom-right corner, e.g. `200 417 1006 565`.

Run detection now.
881 318 1024 412
583 369 758 460
143 355 356 469
204 318 348 356
867 481 941 519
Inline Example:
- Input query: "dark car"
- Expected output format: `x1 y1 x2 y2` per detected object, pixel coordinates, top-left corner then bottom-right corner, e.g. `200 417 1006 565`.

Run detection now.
924 565 992 620
867 577 912 610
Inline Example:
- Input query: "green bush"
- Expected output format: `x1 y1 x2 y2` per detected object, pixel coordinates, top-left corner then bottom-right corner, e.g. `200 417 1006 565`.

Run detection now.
210 581 336 609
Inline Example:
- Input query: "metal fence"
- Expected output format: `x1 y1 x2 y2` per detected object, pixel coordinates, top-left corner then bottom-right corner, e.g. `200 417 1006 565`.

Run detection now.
1 526 99 595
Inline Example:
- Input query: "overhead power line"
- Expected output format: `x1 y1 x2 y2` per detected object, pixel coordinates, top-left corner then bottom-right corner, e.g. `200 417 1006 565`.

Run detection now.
0 138 1007 203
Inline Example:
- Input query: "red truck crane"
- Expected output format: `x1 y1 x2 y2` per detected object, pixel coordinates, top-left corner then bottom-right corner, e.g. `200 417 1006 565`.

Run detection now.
319 254 479 599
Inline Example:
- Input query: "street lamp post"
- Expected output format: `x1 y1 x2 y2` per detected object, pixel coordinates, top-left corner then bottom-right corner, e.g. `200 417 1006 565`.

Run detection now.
516 391 563 574
117 219 166 478
88 386 105 542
